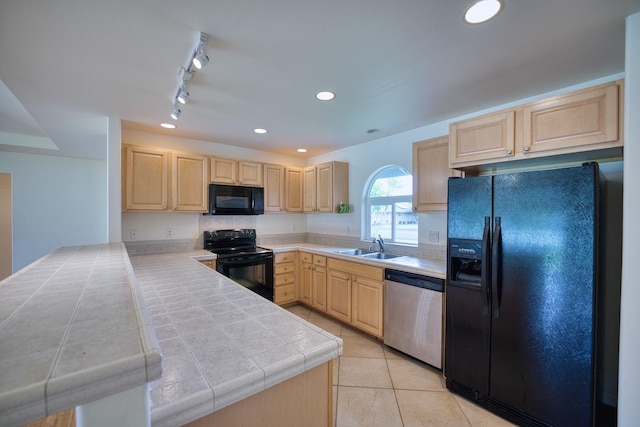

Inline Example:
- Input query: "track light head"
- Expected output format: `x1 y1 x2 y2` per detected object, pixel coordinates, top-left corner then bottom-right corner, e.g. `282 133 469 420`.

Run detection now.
170 105 181 120
176 85 189 104
192 32 209 70
192 48 208 70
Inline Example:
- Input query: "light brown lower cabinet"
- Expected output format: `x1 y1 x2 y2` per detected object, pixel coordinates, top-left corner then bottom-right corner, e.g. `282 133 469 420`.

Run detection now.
298 252 327 312
326 258 384 338
274 251 297 305
327 269 352 323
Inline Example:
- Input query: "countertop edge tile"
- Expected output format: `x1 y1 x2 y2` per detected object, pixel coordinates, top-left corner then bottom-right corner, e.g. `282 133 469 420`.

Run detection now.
151 388 214 427
122 246 164 382
45 353 148 415
211 369 265 412
0 382 46 427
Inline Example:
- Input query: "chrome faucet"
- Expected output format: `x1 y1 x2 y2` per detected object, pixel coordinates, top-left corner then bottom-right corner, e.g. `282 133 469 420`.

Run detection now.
375 234 385 252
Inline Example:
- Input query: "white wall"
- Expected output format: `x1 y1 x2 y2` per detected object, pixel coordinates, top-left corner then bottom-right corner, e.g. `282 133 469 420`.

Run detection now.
618 11 640 426
0 151 108 271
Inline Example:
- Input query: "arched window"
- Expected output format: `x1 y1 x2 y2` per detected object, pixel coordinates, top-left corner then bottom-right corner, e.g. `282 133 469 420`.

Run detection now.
365 166 417 245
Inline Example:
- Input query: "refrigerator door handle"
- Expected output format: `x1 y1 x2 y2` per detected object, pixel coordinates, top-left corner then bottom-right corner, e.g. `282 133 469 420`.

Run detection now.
481 216 491 315
492 217 502 318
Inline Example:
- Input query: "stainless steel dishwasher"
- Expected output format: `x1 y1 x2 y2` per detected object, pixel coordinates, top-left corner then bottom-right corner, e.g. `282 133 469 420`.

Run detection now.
384 268 444 369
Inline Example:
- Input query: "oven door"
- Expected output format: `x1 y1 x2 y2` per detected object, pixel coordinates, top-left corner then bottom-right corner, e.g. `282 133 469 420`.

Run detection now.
216 253 274 301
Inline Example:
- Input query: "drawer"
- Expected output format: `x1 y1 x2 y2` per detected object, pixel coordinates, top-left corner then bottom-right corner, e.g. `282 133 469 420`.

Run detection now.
313 255 327 267
275 283 296 303
275 252 296 263
300 252 313 263
275 262 295 275
275 272 295 286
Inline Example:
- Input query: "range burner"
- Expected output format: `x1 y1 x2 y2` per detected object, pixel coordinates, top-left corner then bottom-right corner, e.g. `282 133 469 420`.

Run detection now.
204 229 272 258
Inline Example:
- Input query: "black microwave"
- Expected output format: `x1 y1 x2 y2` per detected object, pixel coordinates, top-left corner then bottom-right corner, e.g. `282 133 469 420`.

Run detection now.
208 184 264 215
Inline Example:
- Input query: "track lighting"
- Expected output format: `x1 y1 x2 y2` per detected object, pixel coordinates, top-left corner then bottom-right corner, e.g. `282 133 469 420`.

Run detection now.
192 33 209 70
163 32 209 124
170 105 181 120
176 84 189 104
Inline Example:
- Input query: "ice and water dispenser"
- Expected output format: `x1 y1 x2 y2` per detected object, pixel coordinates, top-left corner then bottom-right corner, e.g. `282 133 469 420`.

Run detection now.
448 239 484 286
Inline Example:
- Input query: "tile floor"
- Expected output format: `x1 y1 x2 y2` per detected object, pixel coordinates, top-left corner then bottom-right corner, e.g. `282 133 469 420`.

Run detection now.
286 304 516 427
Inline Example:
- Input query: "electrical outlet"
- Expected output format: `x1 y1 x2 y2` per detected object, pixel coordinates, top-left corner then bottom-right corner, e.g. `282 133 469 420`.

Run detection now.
428 231 439 242
291 224 296 231
129 229 137 240
166 227 173 238
347 226 351 234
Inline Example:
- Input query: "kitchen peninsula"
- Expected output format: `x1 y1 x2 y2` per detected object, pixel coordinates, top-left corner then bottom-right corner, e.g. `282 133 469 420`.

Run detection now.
0 244 342 427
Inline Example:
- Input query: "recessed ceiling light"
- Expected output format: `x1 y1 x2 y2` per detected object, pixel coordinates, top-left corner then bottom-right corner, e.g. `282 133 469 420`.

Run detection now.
464 0 502 24
160 123 176 129
297 148 307 153
315 91 335 101
254 128 268 134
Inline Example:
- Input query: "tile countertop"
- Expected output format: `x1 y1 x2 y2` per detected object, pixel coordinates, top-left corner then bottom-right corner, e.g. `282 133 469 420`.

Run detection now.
129 252 343 427
265 243 446 279
0 243 162 427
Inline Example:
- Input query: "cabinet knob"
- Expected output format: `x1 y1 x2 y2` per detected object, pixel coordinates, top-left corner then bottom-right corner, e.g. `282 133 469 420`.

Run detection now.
506 149 513 155
523 146 530 152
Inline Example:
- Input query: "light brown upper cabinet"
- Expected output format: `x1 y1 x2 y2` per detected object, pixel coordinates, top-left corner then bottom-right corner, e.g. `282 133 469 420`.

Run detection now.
264 164 285 212
210 157 263 186
413 136 462 213
209 157 237 184
123 145 208 213
238 161 263 186
449 80 623 171
302 162 349 213
317 162 349 213
285 167 303 212
173 153 208 212
303 166 317 212
449 110 517 167
123 145 170 211
521 81 621 155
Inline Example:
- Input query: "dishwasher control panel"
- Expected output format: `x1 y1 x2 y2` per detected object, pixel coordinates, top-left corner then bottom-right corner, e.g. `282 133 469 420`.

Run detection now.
384 269 443 292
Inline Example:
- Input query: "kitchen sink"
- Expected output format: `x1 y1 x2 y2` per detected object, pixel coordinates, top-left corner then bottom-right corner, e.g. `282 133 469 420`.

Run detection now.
334 248 376 256
360 252 402 260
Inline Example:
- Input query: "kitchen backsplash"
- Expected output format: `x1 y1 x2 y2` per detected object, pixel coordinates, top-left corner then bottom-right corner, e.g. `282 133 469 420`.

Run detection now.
124 231 445 260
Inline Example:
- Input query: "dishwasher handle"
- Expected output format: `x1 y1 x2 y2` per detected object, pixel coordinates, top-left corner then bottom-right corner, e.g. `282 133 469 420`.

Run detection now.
385 269 444 292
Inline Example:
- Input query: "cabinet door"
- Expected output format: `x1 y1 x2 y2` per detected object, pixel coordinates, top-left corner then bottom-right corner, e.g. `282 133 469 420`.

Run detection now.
303 166 317 212
522 81 620 154
327 269 352 323
352 276 384 337
124 146 169 211
449 110 516 166
238 161 263 186
285 167 303 212
413 136 462 213
316 162 333 212
264 164 285 212
300 262 313 305
210 157 237 184
173 153 208 212
312 266 327 312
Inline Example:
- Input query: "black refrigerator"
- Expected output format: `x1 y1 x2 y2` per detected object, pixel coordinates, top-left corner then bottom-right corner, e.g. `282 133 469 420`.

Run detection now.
445 163 601 427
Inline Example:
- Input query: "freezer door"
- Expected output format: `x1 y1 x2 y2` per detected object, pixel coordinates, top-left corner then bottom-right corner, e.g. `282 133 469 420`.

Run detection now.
490 164 598 426
445 176 492 394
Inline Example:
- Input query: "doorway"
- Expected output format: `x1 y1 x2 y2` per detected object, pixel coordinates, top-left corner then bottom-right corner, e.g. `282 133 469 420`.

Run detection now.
0 173 12 280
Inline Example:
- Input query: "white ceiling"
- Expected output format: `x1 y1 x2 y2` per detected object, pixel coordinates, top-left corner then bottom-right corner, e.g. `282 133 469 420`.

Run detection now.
0 0 639 160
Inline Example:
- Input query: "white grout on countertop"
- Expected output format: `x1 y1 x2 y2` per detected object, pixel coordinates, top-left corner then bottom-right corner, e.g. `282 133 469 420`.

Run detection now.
129 252 343 427
0 243 162 427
